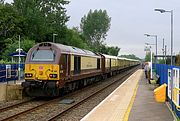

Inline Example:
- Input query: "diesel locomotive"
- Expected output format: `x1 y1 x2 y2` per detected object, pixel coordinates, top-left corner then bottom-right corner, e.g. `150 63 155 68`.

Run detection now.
22 42 139 97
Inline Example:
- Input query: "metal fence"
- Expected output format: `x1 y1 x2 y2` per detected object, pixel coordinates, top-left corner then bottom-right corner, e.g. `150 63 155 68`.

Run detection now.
153 64 180 85
154 64 180 119
0 64 24 83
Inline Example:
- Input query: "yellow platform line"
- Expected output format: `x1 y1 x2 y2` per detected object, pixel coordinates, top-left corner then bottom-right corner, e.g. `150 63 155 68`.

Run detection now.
123 80 139 121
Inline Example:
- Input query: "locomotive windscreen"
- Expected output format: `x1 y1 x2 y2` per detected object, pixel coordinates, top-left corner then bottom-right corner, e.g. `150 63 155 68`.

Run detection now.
31 49 55 61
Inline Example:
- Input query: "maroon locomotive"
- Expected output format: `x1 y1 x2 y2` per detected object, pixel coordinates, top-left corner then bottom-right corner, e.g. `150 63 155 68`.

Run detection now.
22 42 139 96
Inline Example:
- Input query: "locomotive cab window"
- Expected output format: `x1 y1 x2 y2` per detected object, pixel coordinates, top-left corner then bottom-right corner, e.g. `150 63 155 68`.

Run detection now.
31 49 55 61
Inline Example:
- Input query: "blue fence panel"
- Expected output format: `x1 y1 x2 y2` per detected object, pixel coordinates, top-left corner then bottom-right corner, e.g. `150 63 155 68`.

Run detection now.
153 64 177 85
0 64 24 83
0 64 6 82
11 64 18 81
154 63 180 119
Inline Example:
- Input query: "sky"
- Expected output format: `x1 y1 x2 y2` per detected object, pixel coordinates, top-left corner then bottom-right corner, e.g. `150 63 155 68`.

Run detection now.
5 0 180 59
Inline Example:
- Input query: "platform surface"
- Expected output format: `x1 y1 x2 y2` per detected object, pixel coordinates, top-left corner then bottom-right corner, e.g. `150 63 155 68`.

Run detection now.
0 79 24 85
128 72 174 121
81 69 174 121
81 69 142 121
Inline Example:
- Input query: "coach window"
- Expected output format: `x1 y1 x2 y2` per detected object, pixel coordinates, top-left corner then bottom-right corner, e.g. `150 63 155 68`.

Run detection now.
110 59 111 69
97 58 100 69
74 56 81 74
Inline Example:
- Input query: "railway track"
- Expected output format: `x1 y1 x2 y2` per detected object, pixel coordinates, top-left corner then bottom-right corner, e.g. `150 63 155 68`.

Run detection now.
0 66 139 121
48 67 139 121
0 98 34 113
0 98 60 121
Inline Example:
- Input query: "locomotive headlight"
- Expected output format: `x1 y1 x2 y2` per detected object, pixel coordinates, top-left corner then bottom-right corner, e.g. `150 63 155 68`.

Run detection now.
49 74 57 78
49 74 53 78
25 73 33 78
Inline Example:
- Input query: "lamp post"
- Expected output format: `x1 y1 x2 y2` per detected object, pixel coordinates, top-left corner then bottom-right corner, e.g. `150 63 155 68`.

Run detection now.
162 38 165 63
53 33 58 43
18 35 21 83
154 9 173 65
165 45 167 64
144 34 158 65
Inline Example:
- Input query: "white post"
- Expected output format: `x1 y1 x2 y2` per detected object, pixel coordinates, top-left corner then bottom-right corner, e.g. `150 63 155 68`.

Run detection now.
150 50 153 79
18 35 21 83
53 33 57 43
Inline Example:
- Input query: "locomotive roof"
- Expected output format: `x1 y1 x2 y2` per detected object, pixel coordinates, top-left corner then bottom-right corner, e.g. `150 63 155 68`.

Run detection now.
38 42 99 57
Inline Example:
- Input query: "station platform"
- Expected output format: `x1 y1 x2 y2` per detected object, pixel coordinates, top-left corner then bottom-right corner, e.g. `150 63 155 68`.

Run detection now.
0 80 24 101
81 69 174 121
1 79 24 85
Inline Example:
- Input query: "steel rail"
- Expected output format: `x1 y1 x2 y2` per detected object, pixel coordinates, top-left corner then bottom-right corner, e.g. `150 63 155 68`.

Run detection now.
1 98 60 121
48 66 139 121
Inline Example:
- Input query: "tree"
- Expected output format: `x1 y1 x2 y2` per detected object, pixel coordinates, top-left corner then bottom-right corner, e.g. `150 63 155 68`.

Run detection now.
158 59 165 64
61 29 89 50
0 0 4 4
13 0 70 42
0 3 24 56
176 54 180 66
80 9 111 47
107 46 120 56
120 54 141 60
2 38 35 61
144 52 154 62
145 52 151 62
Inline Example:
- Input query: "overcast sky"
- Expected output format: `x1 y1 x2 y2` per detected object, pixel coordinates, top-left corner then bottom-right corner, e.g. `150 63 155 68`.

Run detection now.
5 0 180 58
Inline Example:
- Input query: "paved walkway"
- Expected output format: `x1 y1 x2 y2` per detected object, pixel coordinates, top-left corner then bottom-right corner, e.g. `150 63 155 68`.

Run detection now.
81 70 142 121
129 73 174 121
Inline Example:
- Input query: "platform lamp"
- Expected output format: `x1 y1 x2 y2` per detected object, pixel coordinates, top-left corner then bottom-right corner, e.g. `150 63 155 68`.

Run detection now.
144 34 158 68
155 8 174 109
18 35 21 83
154 9 173 66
